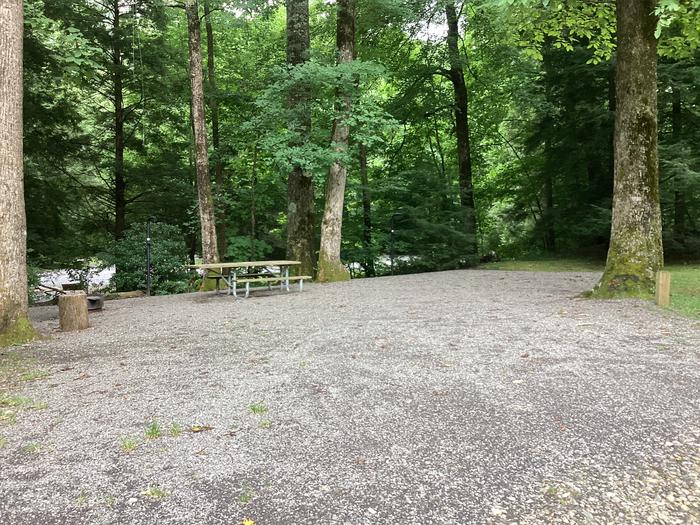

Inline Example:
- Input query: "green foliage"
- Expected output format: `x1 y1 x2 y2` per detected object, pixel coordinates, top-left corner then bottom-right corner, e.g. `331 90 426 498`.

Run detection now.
105 222 189 294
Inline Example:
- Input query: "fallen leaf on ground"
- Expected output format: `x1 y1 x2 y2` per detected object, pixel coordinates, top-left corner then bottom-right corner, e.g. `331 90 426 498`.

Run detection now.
190 425 213 433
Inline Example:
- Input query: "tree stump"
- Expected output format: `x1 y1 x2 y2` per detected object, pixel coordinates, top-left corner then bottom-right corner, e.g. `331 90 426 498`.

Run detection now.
59 292 89 332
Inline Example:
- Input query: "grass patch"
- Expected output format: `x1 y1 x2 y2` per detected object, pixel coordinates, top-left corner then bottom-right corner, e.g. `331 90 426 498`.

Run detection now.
169 422 182 437
0 435 6 448
479 258 699 319
259 419 271 429
248 403 268 415
19 370 49 382
479 258 605 273
120 437 139 453
239 486 254 504
145 421 162 439
22 442 42 454
141 486 168 499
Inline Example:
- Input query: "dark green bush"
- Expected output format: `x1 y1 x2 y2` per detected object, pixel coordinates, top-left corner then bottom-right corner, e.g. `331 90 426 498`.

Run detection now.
106 222 190 294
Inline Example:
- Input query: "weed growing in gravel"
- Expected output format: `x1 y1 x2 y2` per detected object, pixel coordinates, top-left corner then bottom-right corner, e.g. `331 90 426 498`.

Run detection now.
259 419 271 429
0 394 47 426
19 370 49 382
239 487 254 504
145 421 161 439
0 435 6 448
0 410 16 425
74 492 88 507
249 403 268 415
169 422 182 437
120 438 139 453
22 442 42 454
141 486 168 499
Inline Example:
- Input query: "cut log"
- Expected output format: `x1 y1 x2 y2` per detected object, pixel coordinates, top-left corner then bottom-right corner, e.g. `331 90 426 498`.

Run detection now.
58 292 89 332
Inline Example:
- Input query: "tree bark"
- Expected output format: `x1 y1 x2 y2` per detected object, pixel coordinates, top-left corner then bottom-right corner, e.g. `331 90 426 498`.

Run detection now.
186 0 219 264
445 0 477 258
203 0 227 259
317 0 355 282
285 0 315 275
595 0 662 297
359 143 375 277
671 86 686 245
113 1 126 239
0 0 35 344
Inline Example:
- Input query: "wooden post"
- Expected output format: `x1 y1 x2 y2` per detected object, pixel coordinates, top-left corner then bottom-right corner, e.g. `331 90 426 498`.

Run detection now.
58 292 89 332
655 271 671 308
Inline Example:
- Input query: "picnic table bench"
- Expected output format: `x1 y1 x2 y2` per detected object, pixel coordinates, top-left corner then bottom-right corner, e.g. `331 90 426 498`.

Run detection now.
187 260 311 298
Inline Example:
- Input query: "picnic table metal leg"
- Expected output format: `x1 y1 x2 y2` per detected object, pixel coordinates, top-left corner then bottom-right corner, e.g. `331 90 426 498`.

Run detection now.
285 266 290 292
299 279 303 292
245 281 250 298
231 272 237 298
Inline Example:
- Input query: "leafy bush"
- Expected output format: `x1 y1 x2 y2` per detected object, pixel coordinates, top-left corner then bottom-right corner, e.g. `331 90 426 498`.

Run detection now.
226 235 272 262
27 265 41 305
106 222 190 294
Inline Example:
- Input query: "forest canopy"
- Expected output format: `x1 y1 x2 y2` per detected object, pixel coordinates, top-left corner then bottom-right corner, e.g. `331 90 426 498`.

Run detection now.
19 0 700 279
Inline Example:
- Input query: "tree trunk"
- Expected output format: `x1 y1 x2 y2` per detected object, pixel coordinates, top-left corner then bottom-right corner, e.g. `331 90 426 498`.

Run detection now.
359 143 375 277
445 0 477 258
113 1 126 239
671 86 686 246
0 0 35 345
317 0 355 282
595 0 662 297
285 0 315 276
186 0 219 264
203 0 227 259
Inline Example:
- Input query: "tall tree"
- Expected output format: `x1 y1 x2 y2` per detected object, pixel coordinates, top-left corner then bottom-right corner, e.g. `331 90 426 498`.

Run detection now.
595 0 663 297
359 143 375 277
112 0 127 239
317 0 356 282
0 0 35 344
285 0 315 275
185 0 219 263
203 0 227 259
445 0 478 257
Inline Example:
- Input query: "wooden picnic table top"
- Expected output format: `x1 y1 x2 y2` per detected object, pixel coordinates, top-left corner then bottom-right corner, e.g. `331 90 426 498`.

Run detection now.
187 260 301 270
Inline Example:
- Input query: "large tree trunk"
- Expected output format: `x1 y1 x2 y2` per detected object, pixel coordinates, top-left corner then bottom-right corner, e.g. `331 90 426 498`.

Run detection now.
317 0 355 282
671 86 686 246
595 0 662 297
186 0 219 264
285 0 315 275
359 143 375 277
113 1 126 239
445 0 477 259
203 0 227 259
0 0 35 345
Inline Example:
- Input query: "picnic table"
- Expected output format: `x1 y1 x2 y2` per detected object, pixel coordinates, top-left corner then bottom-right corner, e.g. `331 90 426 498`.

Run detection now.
187 260 311 298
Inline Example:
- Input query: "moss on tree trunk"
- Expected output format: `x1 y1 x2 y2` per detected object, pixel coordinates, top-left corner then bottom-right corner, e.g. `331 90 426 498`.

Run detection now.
593 0 663 299
0 316 37 348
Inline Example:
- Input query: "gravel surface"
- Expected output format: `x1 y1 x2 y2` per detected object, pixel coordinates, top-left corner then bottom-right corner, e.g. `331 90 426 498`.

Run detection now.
1 270 699 525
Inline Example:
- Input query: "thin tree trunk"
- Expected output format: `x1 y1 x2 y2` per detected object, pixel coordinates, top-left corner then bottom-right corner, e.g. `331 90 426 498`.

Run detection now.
186 0 219 264
317 0 355 282
671 86 686 246
285 0 315 275
250 145 258 260
359 143 375 277
596 0 662 297
0 0 35 343
203 0 227 259
113 1 126 239
445 0 477 259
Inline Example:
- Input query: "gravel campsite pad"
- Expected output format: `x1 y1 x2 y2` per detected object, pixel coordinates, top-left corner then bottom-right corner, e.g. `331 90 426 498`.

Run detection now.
1 270 699 524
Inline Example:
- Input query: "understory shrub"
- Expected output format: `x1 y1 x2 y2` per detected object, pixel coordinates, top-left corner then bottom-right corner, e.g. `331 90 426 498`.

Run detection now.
106 222 190 294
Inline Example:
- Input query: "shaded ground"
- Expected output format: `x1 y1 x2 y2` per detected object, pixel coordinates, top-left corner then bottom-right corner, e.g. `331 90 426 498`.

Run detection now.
1 270 699 525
